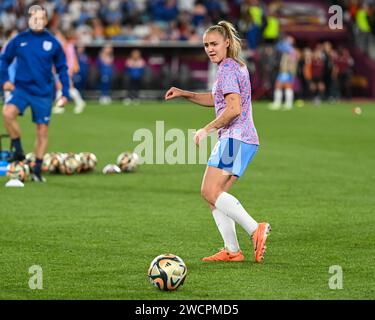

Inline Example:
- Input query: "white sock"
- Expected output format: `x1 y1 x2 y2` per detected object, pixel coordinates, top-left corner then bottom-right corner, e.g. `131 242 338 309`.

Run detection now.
212 208 240 253
69 87 84 106
55 89 62 101
273 89 282 106
215 192 258 236
285 88 294 108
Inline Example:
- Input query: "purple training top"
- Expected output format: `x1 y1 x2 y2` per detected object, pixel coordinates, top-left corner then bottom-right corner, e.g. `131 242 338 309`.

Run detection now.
212 57 259 145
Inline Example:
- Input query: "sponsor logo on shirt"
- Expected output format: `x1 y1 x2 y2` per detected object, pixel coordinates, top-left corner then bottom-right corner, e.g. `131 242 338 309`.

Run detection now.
20 42 28 47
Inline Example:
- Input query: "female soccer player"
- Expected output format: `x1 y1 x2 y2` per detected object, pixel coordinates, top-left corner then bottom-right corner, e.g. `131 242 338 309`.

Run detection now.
165 21 271 263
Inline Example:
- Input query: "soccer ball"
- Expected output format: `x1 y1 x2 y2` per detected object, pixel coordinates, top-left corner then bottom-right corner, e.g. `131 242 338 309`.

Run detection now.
148 254 187 291
62 153 81 175
102 164 121 174
116 151 139 172
79 152 97 172
25 152 36 170
42 153 53 172
49 152 64 173
7 161 30 182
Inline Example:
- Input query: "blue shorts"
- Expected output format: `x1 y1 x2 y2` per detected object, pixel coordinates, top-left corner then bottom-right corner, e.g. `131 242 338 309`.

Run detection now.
207 138 258 177
5 87 53 125
277 72 293 84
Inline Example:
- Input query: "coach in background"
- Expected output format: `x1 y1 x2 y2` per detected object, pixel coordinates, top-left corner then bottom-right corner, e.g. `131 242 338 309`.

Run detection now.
0 5 70 182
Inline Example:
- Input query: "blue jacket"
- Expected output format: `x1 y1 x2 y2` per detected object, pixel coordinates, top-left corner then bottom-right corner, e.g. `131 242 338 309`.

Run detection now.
0 29 70 98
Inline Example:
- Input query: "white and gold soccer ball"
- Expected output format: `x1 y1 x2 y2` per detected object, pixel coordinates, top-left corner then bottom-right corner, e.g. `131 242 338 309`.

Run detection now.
49 152 65 173
148 254 187 291
62 153 81 175
25 152 36 170
79 152 97 172
116 151 139 172
42 153 53 172
6 161 30 182
102 164 121 174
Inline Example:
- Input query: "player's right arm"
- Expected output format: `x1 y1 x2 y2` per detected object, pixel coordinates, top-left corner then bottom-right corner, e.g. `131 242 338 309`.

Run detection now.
0 37 17 91
165 87 214 107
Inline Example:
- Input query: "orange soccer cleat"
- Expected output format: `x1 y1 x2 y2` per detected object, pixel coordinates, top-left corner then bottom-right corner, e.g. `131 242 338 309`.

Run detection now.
202 249 245 262
252 222 271 263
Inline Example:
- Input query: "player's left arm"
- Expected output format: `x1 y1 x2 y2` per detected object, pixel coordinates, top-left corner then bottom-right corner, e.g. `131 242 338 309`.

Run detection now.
53 41 70 102
194 93 241 145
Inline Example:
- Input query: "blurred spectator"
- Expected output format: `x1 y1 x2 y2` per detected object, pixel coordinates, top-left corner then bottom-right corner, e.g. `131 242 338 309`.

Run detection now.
348 0 360 21
311 46 326 105
355 4 372 33
124 49 146 104
53 30 86 114
322 41 334 100
355 4 373 53
98 44 114 104
204 0 229 22
91 18 106 44
151 0 179 22
240 0 266 50
368 4 375 35
73 45 89 96
269 36 298 110
297 48 313 100
192 2 207 27
105 19 123 40
177 0 195 13
0 5 17 33
334 47 354 100
258 45 278 95
262 3 280 45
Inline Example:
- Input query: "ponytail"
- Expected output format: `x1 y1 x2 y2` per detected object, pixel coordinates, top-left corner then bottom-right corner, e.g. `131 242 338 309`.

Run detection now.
204 20 246 66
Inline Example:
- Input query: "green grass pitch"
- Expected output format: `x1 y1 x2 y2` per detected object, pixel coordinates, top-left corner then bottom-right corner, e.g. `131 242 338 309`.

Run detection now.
0 100 374 299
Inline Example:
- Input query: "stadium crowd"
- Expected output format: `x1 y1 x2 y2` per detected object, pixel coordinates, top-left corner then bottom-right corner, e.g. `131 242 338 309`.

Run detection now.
1 1 374 44
0 0 241 44
0 0 365 103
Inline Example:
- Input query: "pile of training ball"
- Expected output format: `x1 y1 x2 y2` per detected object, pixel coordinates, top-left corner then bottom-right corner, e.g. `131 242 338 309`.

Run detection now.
102 151 140 174
6 152 98 182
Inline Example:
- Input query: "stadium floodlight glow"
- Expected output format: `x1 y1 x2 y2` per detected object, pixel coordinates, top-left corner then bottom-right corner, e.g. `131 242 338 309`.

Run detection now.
28 5 47 32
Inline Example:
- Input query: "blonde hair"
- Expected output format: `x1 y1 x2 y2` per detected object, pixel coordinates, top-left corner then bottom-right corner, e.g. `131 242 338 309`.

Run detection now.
204 20 245 66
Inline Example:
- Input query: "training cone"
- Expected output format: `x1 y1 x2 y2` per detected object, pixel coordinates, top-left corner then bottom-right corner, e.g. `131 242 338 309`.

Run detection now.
5 179 25 188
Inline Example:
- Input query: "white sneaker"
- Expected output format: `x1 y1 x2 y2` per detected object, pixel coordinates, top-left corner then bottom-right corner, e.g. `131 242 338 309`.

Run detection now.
269 103 281 110
74 101 86 114
99 96 112 105
313 97 321 106
31 173 47 183
52 106 65 114
282 104 293 111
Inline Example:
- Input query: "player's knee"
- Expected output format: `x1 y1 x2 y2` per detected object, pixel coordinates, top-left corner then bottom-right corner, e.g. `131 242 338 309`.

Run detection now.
36 126 48 140
2 105 17 121
201 186 220 204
